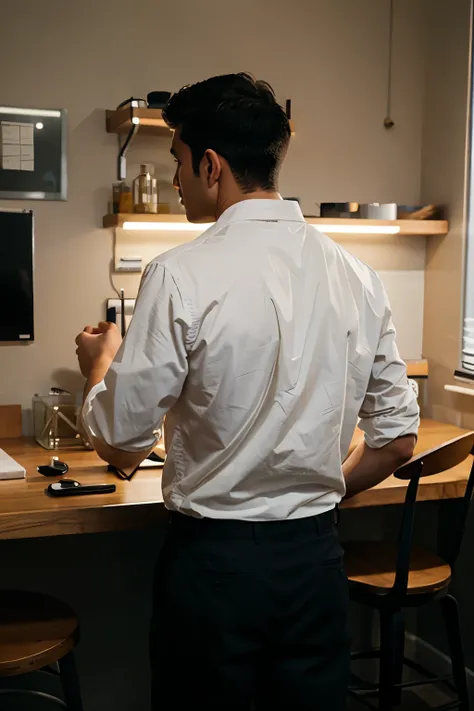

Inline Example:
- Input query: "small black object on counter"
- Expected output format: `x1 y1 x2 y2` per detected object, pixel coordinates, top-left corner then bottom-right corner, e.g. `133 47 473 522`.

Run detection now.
37 457 69 477
47 480 117 497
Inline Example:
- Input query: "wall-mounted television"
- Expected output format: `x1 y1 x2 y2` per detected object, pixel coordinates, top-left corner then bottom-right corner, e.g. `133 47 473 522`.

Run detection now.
0 210 34 342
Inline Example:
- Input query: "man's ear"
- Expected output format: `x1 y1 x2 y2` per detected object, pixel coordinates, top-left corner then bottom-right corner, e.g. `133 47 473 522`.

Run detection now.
201 149 221 188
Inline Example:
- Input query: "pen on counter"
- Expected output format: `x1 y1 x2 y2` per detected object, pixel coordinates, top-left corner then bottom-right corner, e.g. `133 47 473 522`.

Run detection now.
120 289 126 338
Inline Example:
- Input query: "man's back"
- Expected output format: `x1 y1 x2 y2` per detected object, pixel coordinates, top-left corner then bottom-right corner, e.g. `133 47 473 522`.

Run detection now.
153 199 415 519
78 74 419 711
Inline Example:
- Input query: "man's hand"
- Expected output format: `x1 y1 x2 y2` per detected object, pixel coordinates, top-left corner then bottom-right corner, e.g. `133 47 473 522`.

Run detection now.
75 321 149 474
75 321 122 379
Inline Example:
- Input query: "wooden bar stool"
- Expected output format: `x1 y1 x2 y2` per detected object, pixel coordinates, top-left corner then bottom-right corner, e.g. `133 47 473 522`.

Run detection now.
0 590 83 708
0 408 84 708
345 431 474 710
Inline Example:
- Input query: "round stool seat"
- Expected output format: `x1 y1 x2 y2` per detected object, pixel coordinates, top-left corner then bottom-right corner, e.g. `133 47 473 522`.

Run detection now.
0 590 79 677
345 541 452 595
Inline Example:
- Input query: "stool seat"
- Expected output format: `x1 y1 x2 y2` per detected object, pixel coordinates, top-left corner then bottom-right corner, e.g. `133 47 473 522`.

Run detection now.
0 590 79 677
345 541 452 595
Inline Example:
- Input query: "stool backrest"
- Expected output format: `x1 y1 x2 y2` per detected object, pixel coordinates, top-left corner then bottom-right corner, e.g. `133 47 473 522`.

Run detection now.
390 431 474 598
395 432 474 480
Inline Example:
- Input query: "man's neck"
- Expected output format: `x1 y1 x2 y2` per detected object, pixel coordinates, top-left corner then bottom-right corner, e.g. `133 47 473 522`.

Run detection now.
216 191 281 220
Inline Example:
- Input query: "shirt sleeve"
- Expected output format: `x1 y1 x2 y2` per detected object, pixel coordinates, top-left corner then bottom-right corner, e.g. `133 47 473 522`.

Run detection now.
82 261 191 452
357 290 420 449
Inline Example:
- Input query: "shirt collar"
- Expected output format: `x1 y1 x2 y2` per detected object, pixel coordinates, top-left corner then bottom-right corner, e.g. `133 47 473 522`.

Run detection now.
214 199 305 231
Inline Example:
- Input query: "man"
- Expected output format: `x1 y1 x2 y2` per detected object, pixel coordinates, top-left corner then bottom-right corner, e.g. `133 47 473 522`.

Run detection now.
76 73 419 710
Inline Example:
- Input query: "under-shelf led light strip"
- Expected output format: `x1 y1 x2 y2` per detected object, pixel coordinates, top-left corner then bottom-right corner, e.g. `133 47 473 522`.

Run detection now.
0 107 61 117
121 221 401 235
122 221 214 231
316 225 400 235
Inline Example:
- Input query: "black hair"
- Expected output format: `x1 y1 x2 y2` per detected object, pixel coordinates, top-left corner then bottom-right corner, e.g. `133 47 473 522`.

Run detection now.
163 73 291 193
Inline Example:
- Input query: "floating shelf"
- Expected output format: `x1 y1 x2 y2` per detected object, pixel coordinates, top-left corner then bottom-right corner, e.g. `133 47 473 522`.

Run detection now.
106 107 171 137
405 359 428 378
103 213 448 236
106 107 295 138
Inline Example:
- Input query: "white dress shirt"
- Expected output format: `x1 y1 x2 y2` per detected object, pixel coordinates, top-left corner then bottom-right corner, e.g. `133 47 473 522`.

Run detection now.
83 199 419 520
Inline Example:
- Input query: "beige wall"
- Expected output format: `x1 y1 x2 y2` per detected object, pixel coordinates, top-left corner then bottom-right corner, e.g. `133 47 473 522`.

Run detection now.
0 0 427 411
421 0 474 426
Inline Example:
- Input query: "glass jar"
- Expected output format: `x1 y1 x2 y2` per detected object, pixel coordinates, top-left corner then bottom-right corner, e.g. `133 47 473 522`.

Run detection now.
33 390 83 450
133 164 158 214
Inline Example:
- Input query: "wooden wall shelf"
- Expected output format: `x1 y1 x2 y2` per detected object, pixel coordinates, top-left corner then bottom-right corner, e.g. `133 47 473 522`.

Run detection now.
309 219 448 236
103 213 448 236
103 213 192 228
106 107 171 137
406 359 428 378
106 108 295 138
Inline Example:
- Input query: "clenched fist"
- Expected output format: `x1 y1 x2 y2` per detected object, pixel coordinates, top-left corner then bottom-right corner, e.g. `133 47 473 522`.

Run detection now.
75 321 122 378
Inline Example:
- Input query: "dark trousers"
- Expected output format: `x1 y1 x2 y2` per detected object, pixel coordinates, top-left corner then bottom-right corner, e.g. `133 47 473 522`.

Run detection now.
150 509 349 710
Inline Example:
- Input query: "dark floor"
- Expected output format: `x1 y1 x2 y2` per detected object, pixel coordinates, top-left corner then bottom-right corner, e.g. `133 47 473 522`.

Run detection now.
347 689 448 709
0 694 432 711
347 694 426 709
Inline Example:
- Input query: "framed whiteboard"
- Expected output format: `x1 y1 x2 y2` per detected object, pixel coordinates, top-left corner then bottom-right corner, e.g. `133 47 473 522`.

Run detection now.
0 106 67 200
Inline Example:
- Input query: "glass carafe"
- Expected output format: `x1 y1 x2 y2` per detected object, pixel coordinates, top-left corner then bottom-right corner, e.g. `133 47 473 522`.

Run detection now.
133 164 158 214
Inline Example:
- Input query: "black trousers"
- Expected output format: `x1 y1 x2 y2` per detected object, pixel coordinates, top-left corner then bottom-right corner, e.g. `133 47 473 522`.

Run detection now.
150 509 349 710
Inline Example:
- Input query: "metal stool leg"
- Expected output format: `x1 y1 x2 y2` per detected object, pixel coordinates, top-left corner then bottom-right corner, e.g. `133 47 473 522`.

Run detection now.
378 609 398 711
392 610 405 705
58 652 84 711
441 594 470 711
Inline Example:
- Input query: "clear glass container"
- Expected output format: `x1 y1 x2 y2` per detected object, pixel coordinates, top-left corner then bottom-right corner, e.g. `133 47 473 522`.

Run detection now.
133 164 158 214
33 391 83 450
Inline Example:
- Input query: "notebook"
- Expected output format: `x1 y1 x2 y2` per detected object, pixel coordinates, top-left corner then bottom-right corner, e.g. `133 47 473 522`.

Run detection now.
0 448 26 480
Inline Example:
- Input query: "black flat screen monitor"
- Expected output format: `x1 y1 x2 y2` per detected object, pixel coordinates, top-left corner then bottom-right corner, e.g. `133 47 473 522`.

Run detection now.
0 210 34 342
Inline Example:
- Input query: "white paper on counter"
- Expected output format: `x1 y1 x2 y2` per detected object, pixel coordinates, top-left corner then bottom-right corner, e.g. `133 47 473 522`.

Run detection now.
0 448 26 480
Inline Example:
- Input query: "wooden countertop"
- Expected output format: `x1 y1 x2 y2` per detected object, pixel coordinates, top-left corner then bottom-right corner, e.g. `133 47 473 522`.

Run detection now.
0 419 471 540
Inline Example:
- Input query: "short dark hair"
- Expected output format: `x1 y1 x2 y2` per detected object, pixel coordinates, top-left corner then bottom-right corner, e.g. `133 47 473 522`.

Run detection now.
163 73 291 193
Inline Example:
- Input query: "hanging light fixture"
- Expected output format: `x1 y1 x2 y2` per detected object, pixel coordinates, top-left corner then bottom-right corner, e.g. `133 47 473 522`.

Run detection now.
384 0 395 130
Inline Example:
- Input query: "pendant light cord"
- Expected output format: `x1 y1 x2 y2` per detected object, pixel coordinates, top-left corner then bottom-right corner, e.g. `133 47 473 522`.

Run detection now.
384 0 395 129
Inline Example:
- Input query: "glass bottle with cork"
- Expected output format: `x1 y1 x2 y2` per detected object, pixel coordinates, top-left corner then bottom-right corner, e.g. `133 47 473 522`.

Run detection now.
133 164 158 214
